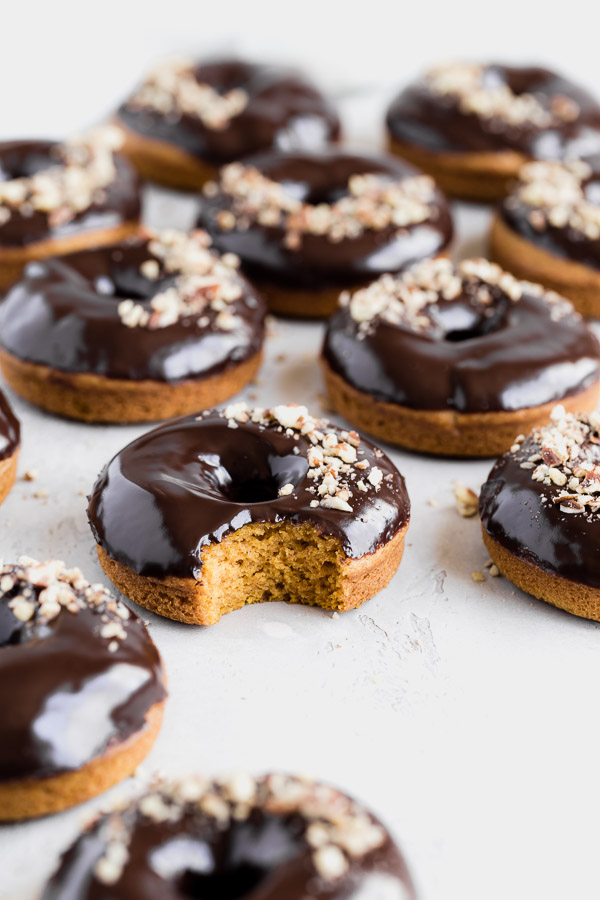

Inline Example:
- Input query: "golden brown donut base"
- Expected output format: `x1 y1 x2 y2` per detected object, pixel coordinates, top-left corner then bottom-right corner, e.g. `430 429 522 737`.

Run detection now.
253 280 348 319
116 120 218 191
490 214 600 318
0 349 263 423
322 360 600 457
96 518 409 626
482 526 600 622
0 221 142 291
0 701 164 821
0 449 19 506
387 135 527 201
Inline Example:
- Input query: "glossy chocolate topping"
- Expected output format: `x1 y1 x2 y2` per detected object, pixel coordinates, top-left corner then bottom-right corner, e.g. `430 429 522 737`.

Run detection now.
0 387 20 460
118 57 341 164
43 774 415 900
88 405 410 579
198 150 452 291
0 558 166 782
386 64 600 159
0 232 266 383
480 409 600 587
322 257 600 413
501 156 600 271
0 136 140 248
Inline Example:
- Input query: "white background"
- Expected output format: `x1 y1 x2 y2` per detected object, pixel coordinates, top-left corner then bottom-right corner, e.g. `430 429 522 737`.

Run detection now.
2 3 600 899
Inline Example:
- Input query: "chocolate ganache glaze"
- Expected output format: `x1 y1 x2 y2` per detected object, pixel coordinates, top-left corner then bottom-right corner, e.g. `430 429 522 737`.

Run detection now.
117 57 341 164
480 408 600 587
386 64 600 159
322 257 600 413
88 404 409 579
0 558 166 783
43 774 415 900
0 230 265 382
197 150 452 291
500 156 600 271
0 130 140 248
0 388 20 459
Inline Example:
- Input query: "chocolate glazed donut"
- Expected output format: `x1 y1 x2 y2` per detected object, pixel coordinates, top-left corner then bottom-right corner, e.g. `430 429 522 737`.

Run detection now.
386 63 600 200
0 388 20 506
198 149 453 317
116 57 341 190
0 558 166 820
88 404 410 625
321 258 600 457
42 774 416 900
0 129 141 288
0 230 266 423
490 155 600 317
480 407 600 621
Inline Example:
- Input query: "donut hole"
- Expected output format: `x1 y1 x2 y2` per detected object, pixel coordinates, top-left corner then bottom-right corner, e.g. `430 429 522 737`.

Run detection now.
432 298 509 342
93 263 173 302
153 815 303 898
0 144 55 181
198 521 345 618
194 433 309 505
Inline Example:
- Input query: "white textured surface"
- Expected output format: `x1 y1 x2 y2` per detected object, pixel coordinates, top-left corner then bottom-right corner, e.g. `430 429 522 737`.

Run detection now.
2 95 600 900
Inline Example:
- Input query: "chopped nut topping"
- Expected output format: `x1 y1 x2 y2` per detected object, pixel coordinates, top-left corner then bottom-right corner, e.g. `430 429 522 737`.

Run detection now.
214 403 392 515
205 161 440 248
427 64 580 130
342 257 573 336
92 774 386 887
0 126 124 228
509 406 600 516
506 160 600 241
453 480 479 517
117 229 245 330
125 58 248 130
1 558 130 646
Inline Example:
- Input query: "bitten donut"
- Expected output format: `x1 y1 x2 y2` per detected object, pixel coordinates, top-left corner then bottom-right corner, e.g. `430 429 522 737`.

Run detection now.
43 773 415 899
490 157 600 316
480 407 600 621
116 57 341 190
0 388 20 505
198 149 453 317
0 127 141 288
0 229 266 423
88 403 410 625
386 63 600 201
0 557 166 820
322 257 600 458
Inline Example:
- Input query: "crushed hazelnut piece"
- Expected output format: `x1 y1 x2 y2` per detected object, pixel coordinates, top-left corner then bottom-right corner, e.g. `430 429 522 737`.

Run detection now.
454 481 479 517
125 58 249 130
427 64 580 130
210 160 441 249
116 229 245 331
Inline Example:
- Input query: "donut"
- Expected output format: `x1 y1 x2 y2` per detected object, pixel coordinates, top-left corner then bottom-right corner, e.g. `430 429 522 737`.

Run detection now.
0 557 167 821
386 63 600 201
197 149 453 318
116 57 341 190
0 229 266 423
0 388 20 505
42 773 415 899
88 403 410 625
321 257 600 458
0 127 141 289
490 157 600 316
479 406 600 621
